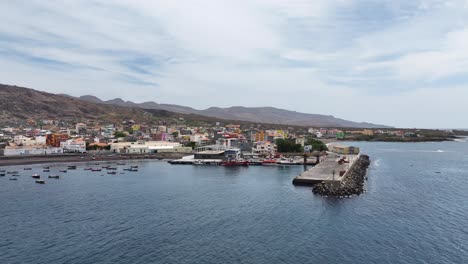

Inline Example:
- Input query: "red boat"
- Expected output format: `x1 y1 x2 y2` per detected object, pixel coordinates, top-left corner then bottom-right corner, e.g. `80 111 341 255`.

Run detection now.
221 161 249 166
261 159 278 166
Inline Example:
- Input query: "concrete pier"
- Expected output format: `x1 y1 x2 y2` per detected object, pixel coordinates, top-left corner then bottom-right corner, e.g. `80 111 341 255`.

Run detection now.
292 154 359 186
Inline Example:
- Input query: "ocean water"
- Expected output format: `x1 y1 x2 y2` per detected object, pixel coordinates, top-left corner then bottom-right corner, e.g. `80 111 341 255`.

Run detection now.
1 141 467 264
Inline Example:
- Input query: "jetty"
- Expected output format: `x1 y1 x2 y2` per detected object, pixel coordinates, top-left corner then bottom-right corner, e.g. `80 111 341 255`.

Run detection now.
292 153 360 186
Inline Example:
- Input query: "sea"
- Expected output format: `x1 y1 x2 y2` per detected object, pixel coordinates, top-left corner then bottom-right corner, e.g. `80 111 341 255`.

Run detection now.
1 140 467 264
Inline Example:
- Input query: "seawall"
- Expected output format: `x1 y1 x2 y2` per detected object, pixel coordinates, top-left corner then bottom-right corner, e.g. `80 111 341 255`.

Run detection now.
312 154 370 197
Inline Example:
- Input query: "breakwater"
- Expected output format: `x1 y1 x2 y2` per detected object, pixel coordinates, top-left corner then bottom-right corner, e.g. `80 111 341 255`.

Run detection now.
312 154 370 197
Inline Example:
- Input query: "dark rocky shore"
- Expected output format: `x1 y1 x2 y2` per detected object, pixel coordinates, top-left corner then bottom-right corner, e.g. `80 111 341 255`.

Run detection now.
312 155 370 197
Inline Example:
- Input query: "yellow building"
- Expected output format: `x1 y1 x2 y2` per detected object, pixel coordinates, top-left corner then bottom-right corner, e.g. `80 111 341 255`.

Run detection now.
362 129 374 136
328 144 360 155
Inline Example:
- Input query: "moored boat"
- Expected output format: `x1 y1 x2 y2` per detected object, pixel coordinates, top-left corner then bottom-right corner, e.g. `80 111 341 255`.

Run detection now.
35 179 46 184
48 175 60 179
32 174 41 179
9 177 18 181
59 170 67 173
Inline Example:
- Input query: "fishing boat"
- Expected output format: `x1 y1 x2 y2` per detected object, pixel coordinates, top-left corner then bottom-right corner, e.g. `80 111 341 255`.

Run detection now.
31 174 41 179
35 179 46 184
48 175 60 179
261 159 278 166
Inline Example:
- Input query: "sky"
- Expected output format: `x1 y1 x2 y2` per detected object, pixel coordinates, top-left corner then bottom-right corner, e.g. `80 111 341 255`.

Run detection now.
1 0 468 128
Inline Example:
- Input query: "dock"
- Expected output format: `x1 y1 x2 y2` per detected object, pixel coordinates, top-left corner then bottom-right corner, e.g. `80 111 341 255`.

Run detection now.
293 153 359 186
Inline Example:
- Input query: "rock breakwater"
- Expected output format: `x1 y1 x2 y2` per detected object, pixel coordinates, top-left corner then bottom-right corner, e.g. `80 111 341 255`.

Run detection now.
312 154 370 197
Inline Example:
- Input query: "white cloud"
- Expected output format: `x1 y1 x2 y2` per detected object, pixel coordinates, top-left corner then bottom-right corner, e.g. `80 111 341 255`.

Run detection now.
1 0 468 128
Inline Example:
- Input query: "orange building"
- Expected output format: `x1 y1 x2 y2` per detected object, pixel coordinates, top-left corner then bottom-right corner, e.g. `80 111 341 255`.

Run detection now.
46 134 69 147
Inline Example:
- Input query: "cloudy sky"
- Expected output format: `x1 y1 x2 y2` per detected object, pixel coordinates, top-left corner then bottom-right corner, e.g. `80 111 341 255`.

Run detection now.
1 0 468 128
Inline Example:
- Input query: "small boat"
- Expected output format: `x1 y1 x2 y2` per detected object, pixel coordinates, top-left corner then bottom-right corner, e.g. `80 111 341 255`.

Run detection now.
193 160 203 165
48 175 60 179
117 163 125 165
130 165 138 168
35 179 46 184
67 165 77 170
24 168 32 170
123 168 131 171
91 168 102 172
32 174 41 179
7 171 19 174
107 171 117 175
43 166 50 169
0 173 5 177
12 174 20 177
59 170 67 173
84 168 92 170
43 169 50 172
106 167 117 170
9 177 18 181
129 168 138 172
261 159 278 166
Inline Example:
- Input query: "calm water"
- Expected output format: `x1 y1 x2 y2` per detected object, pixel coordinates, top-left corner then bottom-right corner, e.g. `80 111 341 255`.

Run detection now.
1 141 468 264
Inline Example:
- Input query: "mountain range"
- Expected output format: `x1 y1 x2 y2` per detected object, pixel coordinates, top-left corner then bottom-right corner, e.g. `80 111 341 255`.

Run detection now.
0 83 389 128
76 95 389 128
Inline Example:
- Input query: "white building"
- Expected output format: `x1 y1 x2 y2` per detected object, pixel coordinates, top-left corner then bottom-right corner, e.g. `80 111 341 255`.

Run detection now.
60 138 86 153
4 145 63 156
110 141 188 154
252 141 277 154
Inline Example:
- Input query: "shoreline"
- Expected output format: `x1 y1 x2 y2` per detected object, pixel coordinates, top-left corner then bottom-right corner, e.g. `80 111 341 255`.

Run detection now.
0 153 187 167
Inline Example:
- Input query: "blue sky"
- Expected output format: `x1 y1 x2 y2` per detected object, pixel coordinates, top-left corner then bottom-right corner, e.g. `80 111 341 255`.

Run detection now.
1 0 468 128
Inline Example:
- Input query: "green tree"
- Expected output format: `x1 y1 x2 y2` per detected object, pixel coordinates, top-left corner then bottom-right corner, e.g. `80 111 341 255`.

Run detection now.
305 138 328 152
171 131 179 138
275 139 302 153
185 141 197 149
114 131 126 138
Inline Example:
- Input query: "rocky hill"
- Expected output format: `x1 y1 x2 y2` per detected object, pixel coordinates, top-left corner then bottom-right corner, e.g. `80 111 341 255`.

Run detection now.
77 96 389 128
1 83 389 128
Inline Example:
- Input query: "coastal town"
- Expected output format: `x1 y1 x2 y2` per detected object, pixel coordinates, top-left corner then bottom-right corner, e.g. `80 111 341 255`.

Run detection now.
0 118 460 160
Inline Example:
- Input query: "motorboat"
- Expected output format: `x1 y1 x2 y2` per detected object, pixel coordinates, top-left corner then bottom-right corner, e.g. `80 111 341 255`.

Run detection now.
31 174 41 179
9 177 18 181
43 169 50 172
59 170 67 173
91 168 102 172
67 165 77 170
35 179 46 184
107 171 117 175
24 168 32 170
48 175 60 179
